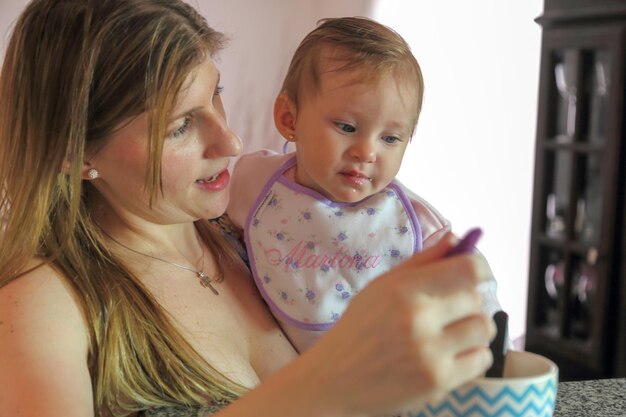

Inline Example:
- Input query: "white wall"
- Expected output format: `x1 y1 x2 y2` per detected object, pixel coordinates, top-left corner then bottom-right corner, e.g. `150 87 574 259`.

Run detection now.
1 0 542 344
372 1 543 343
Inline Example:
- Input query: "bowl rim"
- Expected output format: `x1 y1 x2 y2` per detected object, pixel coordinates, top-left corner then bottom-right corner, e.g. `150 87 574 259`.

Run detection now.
479 350 559 384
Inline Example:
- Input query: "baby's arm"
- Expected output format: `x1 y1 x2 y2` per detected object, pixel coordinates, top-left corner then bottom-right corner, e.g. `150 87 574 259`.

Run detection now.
226 149 290 230
403 188 451 249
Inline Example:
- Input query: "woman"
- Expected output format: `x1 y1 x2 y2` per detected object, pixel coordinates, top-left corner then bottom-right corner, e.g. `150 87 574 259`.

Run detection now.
0 1 495 416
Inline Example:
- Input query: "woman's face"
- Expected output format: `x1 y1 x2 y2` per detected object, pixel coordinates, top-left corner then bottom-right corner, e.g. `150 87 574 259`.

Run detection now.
88 58 242 224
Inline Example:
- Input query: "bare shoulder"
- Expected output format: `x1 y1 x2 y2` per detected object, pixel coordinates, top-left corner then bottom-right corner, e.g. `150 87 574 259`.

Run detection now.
0 261 93 416
0 260 88 344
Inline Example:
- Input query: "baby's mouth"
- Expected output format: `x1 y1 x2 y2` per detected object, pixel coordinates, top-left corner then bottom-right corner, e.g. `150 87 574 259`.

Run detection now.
340 171 373 185
341 171 372 182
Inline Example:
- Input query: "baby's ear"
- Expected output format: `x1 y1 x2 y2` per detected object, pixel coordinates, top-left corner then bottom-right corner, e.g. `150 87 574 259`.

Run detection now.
273 93 297 142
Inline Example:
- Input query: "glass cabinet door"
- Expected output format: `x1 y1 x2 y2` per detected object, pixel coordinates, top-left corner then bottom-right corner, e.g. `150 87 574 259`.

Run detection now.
574 152 603 246
544 151 572 239
588 51 611 145
552 50 578 142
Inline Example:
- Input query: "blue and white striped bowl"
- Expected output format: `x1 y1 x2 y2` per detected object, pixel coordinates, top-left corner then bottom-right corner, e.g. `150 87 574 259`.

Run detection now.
410 350 558 417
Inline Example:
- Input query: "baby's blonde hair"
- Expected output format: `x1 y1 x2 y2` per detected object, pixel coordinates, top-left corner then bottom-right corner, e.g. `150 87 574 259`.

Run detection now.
280 16 425 132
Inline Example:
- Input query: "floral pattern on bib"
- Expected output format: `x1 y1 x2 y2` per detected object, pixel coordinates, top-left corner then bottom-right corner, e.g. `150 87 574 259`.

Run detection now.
244 158 422 332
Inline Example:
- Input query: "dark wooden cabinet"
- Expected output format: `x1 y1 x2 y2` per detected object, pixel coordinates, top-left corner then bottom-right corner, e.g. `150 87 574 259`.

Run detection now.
525 0 626 381
618 180 626 377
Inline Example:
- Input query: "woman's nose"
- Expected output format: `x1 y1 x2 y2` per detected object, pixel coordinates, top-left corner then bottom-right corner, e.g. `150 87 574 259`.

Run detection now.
202 116 242 158
349 139 377 163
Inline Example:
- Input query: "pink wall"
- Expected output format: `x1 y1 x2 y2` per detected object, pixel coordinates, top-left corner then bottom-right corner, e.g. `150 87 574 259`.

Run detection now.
0 0 26 50
0 0 375 153
199 0 376 153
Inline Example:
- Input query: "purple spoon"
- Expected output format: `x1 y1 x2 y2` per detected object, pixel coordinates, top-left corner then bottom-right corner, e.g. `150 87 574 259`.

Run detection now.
445 228 482 257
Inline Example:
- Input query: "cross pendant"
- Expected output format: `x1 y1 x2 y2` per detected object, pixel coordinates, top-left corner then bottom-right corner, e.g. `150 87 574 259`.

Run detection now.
197 271 219 295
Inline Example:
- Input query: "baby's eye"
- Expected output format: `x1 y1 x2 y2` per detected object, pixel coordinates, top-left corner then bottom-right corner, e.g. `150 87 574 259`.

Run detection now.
335 122 356 133
382 135 401 144
168 117 192 139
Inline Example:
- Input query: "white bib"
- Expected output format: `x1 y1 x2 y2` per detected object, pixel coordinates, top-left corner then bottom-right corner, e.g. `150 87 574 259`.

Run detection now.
244 157 422 336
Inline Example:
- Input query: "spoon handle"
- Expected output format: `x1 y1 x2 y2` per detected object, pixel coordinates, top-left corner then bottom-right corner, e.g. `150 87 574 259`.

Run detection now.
486 310 509 378
445 228 482 258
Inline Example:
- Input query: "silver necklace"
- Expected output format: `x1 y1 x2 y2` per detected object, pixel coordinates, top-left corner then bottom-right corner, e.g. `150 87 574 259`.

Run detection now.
107 233 223 295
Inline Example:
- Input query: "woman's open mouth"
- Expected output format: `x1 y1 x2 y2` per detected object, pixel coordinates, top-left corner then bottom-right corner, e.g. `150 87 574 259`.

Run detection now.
195 169 230 191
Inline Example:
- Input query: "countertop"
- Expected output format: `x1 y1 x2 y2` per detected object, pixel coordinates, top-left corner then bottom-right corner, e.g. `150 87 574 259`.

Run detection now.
554 378 626 416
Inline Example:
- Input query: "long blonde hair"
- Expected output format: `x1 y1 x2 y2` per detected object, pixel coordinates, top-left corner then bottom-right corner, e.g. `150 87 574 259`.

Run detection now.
0 0 245 415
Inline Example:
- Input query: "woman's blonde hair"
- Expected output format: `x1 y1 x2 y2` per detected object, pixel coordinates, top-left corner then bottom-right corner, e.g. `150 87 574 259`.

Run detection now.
0 0 245 415
281 16 425 133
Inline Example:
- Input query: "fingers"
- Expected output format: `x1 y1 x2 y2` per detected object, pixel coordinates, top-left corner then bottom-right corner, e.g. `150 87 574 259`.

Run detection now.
456 345 494 381
409 289 496 398
412 292 495 362
400 254 492 298
443 312 497 354
410 315 495 402
388 232 491 298
412 289 483 337
436 346 494 396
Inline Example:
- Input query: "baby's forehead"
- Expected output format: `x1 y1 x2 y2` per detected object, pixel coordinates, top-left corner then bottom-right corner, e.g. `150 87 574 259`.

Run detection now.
312 69 420 126
312 46 419 89
313 65 420 100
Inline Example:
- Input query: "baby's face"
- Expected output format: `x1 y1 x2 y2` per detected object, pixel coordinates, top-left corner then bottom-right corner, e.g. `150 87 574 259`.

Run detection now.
293 67 417 203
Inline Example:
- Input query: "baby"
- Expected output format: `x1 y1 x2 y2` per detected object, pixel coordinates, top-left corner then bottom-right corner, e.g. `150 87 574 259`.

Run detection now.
227 16 502 352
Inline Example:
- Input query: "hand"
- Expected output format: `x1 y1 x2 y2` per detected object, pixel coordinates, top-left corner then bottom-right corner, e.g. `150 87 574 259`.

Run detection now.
302 232 496 416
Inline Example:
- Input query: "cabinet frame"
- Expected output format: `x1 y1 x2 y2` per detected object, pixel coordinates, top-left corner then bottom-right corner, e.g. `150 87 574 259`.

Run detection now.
526 21 625 380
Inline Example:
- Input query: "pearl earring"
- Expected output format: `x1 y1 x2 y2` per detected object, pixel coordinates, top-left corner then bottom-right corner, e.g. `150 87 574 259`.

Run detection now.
288 133 295 140
87 168 99 179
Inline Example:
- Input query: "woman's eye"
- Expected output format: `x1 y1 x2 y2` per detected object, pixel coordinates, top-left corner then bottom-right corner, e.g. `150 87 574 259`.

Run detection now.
168 117 192 139
382 135 401 144
336 122 356 133
214 85 224 96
